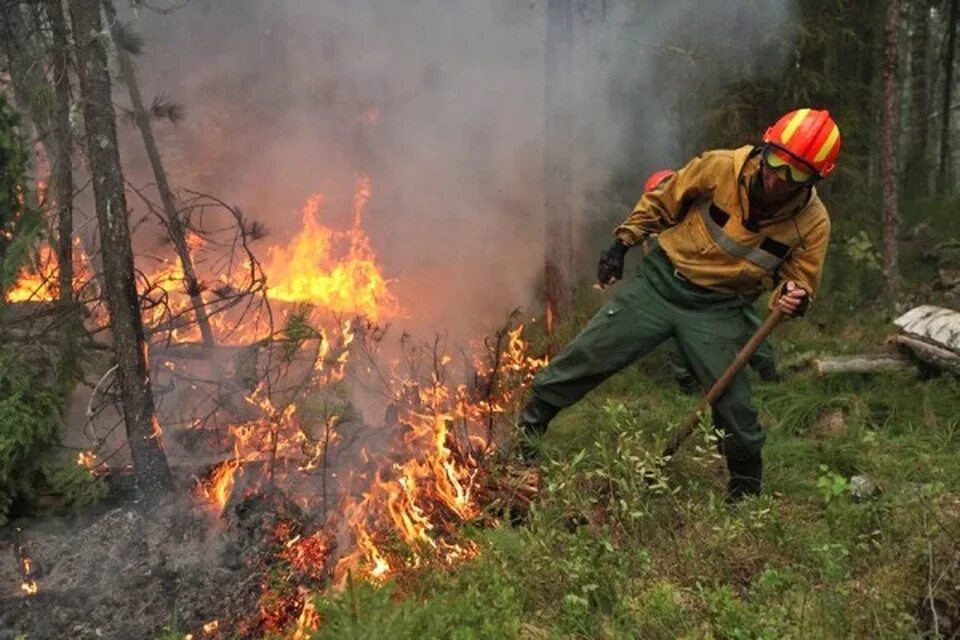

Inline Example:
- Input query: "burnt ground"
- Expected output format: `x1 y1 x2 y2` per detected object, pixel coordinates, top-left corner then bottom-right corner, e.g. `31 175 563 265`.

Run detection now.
0 333 500 639
0 475 310 640
0 405 387 640
0 340 397 639
0 500 239 639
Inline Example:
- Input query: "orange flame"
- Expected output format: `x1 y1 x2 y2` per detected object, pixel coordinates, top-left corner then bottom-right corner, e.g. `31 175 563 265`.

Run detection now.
262 176 400 321
329 322 546 583
201 459 240 511
9 168 552 631
5 245 58 303
15 529 38 597
4 238 97 304
77 451 109 477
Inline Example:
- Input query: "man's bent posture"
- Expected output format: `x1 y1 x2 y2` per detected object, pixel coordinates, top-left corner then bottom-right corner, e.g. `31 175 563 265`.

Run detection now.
520 108 841 501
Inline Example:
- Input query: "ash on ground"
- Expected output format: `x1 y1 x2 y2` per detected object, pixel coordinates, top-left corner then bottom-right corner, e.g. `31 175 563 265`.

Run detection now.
0 478 319 640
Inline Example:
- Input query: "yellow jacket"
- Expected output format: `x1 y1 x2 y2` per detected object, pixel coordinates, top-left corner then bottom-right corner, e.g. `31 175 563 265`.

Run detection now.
616 145 831 308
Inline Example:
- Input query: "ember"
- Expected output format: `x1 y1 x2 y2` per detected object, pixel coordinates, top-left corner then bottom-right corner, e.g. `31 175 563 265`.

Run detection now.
14 528 38 598
77 450 109 477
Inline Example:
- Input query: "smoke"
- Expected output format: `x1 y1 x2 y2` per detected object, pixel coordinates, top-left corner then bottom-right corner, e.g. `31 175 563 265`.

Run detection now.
119 0 795 338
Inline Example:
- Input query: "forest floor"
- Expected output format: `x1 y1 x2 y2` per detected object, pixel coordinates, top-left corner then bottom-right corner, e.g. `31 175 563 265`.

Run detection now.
2 299 960 639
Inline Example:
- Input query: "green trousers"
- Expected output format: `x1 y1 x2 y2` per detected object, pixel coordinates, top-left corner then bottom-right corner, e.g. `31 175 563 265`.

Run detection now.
669 304 776 389
532 246 766 461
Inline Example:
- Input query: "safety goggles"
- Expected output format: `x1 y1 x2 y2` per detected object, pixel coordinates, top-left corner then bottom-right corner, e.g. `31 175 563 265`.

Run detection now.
762 145 818 185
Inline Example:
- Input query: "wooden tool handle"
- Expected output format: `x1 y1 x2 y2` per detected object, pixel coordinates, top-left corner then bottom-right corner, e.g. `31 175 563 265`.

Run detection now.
661 307 785 459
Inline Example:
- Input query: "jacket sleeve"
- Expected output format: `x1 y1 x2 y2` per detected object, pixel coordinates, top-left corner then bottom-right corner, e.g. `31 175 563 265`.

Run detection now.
769 213 831 309
614 151 718 245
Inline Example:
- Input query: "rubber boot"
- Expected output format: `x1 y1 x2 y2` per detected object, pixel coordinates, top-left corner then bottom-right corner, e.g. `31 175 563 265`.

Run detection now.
725 453 763 502
669 348 701 395
674 369 701 395
755 361 781 383
518 395 560 462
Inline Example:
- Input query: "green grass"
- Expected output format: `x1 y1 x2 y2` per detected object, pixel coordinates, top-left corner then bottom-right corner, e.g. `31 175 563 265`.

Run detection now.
304 296 960 639
279 191 960 639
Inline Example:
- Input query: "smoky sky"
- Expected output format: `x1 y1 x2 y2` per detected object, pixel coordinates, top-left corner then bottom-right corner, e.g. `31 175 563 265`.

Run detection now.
118 0 795 336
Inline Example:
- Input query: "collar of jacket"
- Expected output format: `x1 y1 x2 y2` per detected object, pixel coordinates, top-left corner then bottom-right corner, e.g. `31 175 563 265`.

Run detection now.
734 145 815 227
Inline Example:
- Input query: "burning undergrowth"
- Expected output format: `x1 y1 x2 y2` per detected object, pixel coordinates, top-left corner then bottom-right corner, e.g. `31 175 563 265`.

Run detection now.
3 175 547 638
177 305 548 637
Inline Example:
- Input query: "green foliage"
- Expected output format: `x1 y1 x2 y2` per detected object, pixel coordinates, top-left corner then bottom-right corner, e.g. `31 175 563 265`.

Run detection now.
0 348 62 525
843 230 884 272
761 387 858 435
307 570 522 640
153 628 186 640
312 298 960 638
280 303 320 361
0 93 43 295
816 464 850 504
41 459 108 512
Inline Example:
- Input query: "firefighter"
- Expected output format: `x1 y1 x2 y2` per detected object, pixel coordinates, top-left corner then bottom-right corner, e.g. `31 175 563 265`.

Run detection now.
641 170 780 394
521 109 840 501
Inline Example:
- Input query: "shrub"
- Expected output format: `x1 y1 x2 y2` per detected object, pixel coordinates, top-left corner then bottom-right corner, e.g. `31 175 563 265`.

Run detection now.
308 570 522 640
0 348 62 524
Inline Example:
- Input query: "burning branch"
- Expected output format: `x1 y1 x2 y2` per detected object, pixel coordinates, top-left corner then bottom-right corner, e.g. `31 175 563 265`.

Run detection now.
13 527 38 597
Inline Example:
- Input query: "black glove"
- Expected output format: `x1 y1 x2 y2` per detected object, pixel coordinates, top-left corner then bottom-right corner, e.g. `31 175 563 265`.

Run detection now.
597 239 630 285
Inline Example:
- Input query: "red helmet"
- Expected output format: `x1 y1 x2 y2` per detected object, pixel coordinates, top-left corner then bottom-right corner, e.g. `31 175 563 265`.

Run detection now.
644 169 675 193
762 108 841 179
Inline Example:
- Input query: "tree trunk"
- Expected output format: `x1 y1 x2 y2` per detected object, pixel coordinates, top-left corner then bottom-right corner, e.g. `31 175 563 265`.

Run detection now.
904 0 932 196
893 334 960 372
544 0 574 337
69 0 172 498
101 0 215 346
44 0 80 380
2 1 83 378
0 3 53 147
813 353 914 376
893 304 960 350
939 0 958 196
881 0 902 308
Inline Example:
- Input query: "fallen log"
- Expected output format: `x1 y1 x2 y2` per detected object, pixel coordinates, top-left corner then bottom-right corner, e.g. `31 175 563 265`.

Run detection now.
812 353 914 376
811 305 960 377
892 305 960 351
892 335 960 374
891 305 960 375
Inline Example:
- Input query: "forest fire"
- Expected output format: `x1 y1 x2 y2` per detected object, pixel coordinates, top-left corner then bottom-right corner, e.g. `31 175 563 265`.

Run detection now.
6 176 395 342
7 172 546 636
4 245 56 303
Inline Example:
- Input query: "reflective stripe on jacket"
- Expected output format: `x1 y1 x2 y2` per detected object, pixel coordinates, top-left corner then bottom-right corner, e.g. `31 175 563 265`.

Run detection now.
615 145 831 308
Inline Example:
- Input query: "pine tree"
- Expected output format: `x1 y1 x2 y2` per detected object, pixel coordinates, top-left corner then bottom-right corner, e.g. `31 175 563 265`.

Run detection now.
69 0 172 499
881 0 903 307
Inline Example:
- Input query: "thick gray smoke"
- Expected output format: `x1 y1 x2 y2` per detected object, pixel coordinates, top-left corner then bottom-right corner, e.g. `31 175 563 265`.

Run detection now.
119 0 795 337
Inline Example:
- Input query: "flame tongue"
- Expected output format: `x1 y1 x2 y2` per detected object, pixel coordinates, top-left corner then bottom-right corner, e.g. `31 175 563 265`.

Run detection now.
14 528 38 597
263 176 400 321
9 168 551 634
4 240 93 304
